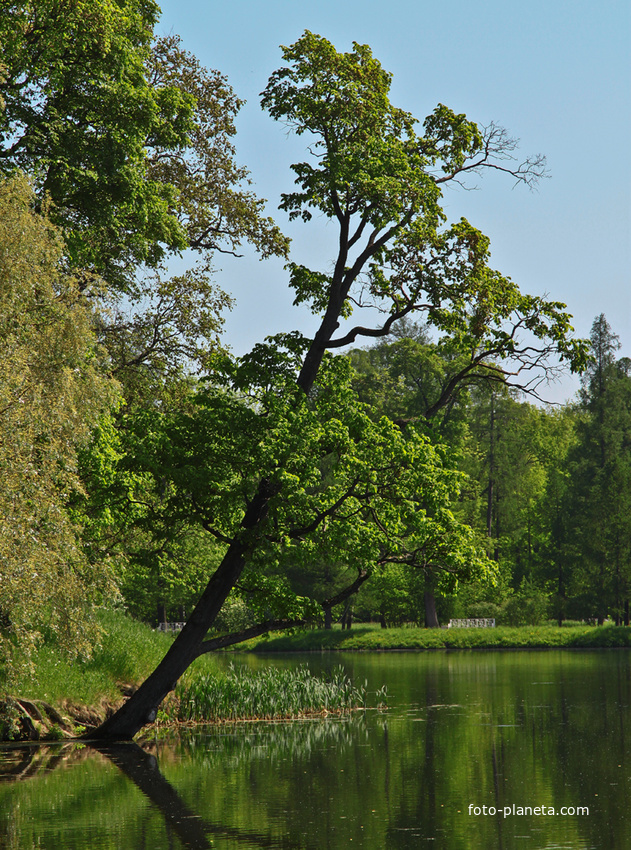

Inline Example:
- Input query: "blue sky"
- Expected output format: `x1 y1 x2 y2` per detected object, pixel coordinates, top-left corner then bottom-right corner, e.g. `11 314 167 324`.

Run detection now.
157 0 630 403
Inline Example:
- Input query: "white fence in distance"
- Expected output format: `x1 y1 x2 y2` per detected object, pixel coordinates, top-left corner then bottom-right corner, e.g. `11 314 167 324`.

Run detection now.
448 618 496 629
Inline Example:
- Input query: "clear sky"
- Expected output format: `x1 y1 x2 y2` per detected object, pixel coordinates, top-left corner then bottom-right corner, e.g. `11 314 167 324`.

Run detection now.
157 0 630 404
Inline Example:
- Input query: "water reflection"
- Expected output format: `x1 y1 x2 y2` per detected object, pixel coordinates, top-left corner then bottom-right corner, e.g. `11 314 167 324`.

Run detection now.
0 651 629 849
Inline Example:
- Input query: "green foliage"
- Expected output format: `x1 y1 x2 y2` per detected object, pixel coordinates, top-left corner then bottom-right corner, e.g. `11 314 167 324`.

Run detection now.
501 578 549 626
146 34 289 263
262 32 588 389
0 5 288 282
213 595 257 635
111 350 493 626
0 0 186 279
0 4 288 421
0 174 119 683
262 31 428 229
0 699 22 741
10 609 178 707
564 317 631 622
369 564 426 626
2 22 597 715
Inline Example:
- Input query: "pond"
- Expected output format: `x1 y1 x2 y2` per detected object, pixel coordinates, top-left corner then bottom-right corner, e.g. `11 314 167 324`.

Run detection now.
1 650 629 849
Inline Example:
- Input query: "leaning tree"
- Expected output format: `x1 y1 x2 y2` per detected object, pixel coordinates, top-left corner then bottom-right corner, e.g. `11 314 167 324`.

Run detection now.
91 31 587 739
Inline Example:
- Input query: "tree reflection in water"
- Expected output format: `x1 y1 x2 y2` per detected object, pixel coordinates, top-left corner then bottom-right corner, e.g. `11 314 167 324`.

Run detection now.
0 718 359 849
1 651 630 850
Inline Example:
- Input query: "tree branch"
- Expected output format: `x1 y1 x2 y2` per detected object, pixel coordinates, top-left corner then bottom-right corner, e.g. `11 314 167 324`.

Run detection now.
321 569 369 611
287 477 360 538
195 618 304 655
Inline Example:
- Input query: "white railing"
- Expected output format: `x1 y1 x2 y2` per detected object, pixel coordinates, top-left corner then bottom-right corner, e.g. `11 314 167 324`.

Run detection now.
448 618 496 629
156 621 186 632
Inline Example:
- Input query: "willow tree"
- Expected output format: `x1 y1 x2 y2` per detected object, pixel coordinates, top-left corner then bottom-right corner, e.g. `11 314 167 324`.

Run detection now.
0 174 118 686
92 32 587 740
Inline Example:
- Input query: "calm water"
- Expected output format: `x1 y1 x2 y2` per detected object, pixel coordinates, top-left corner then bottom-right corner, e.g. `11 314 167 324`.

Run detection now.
1 650 630 849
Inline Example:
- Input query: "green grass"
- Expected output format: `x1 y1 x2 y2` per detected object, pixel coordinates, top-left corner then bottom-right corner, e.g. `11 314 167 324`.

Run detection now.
239 624 631 652
172 664 372 723
7 612 631 739
11 609 181 707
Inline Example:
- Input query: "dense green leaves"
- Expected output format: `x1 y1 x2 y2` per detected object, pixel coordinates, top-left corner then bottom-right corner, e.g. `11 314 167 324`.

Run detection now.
261 33 587 400
101 351 492 624
0 0 185 279
0 3 288 412
0 174 118 680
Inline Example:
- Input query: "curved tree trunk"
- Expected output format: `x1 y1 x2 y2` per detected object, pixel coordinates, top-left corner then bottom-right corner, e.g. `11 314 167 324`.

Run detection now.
88 480 278 741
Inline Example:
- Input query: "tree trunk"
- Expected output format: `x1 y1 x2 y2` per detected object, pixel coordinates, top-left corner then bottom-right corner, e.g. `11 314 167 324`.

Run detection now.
341 600 353 630
424 589 439 629
557 560 564 627
88 261 350 740
321 568 368 632
89 479 278 740
157 602 167 629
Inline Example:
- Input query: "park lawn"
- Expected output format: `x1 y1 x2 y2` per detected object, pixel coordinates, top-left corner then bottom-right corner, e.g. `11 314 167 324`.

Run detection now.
238 623 631 652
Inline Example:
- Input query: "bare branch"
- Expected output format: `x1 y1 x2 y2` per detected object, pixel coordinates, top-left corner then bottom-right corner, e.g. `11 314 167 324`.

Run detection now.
435 122 549 190
196 618 304 655
322 569 369 611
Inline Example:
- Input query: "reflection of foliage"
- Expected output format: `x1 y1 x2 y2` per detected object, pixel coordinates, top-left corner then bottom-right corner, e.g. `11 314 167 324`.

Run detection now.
1 652 629 849
173 714 365 766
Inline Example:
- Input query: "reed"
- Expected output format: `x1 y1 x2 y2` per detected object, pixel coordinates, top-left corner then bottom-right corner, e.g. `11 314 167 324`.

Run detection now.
173 664 369 723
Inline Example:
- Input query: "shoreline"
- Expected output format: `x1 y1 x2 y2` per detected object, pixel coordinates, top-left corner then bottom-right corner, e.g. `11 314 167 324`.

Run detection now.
238 623 631 653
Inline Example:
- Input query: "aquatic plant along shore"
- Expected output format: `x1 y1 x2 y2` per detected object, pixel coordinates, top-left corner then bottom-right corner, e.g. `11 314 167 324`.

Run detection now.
171 664 383 723
0 663 383 741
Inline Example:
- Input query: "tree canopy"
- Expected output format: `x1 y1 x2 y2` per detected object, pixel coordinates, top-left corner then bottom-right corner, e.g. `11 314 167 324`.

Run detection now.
0 2 287 285
0 173 118 683
0 11 607 739
88 31 589 740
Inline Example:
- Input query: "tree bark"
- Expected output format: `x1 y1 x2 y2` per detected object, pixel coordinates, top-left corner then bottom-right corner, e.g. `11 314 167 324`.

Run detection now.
321 568 369 630
89 479 279 740
157 602 167 629
424 589 439 629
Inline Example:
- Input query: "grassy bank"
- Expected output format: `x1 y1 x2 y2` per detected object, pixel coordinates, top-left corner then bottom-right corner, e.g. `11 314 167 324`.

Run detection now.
2 610 216 740
5 614 631 741
1 611 372 740
10 610 185 709
240 624 631 652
